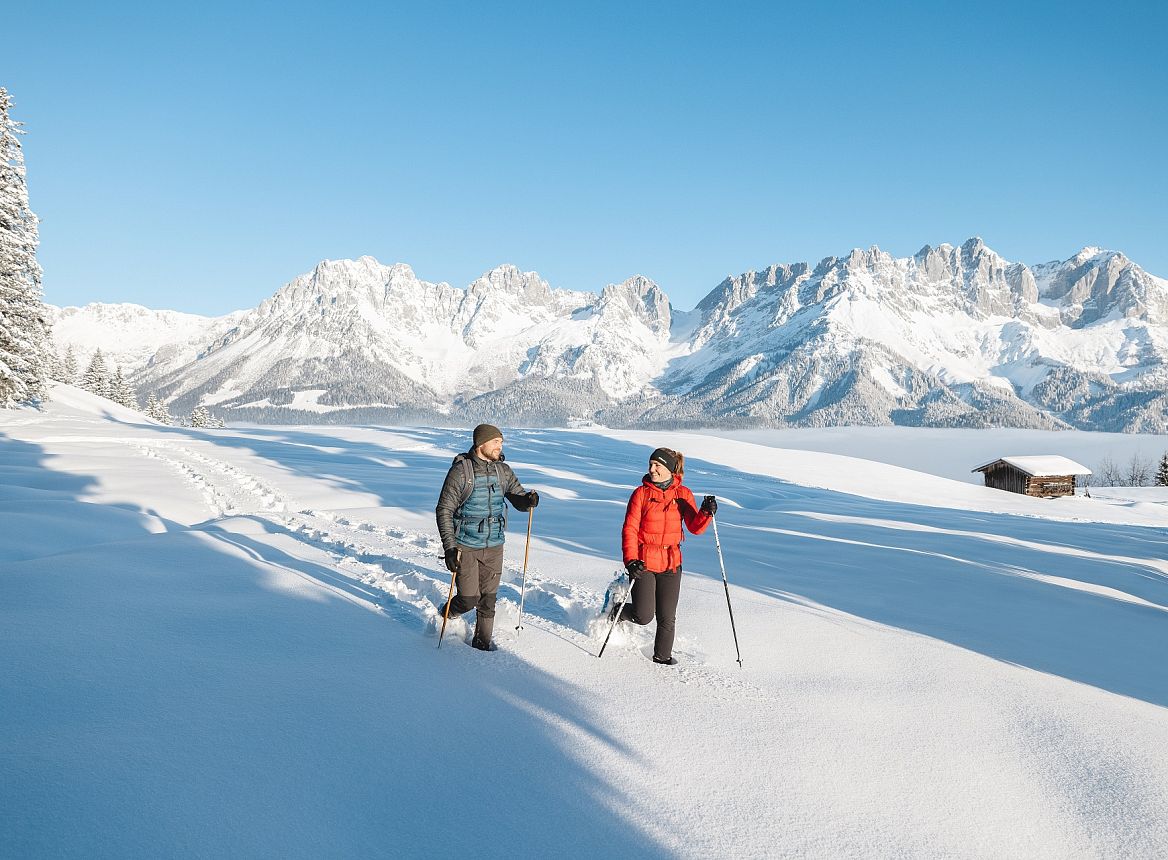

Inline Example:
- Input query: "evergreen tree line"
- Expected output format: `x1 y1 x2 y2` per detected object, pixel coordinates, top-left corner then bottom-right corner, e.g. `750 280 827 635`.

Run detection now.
50 344 225 428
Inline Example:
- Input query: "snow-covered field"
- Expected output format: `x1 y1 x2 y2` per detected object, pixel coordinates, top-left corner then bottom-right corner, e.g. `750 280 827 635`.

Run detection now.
708 425 1168 487
3 386 1167 858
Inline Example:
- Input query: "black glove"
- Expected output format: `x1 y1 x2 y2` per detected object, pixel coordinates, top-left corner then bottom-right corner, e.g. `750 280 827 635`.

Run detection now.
625 559 646 579
700 495 718 516
444 548 461 573
526 490 539 509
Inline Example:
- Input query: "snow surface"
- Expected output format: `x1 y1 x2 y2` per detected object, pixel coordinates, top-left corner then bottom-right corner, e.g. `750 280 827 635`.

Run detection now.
2 385 1167 857
708 425 1168 486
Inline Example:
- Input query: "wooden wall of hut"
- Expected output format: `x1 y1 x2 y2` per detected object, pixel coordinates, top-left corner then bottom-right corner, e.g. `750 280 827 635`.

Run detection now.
1025 476 1076 498
980 463 1028 494
978 463 1077 498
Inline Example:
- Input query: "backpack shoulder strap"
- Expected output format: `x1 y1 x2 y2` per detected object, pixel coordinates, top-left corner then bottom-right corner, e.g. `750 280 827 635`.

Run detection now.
450 454 476 510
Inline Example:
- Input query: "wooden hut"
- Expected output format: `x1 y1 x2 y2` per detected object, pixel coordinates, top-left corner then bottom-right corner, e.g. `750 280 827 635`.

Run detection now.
972 455 1092 498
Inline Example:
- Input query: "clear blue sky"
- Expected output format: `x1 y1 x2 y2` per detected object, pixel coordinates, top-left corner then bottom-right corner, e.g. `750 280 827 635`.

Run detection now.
5 1 1166 315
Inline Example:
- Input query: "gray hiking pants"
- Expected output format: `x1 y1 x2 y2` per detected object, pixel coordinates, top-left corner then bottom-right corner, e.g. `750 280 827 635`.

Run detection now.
449 544 504 646
620 568 682 661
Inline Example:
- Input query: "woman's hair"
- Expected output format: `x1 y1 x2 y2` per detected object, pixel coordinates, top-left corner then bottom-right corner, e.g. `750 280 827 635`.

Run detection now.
669 449 684 476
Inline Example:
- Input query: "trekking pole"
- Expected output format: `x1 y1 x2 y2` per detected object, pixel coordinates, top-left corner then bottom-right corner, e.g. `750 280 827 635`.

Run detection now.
437 550 460 649
711 515 743 668
515 508 534 638
597 575 634 659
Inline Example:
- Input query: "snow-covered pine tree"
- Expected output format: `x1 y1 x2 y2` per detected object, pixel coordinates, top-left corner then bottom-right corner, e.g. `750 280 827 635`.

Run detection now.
188 404 211 428
62 345 78 385
81 348 112 399
0 87 50 407
1156 453 1168 487
45 343 62 381
144 392 174 425
112 366 139 410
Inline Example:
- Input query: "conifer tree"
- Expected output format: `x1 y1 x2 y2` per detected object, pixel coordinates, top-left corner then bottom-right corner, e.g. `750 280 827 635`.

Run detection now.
0 87 50 407
1156 453 1168 487
188 404 211 428
81 348 112 399
61 345 78 385
112 366 138 410
45 344 62 381
144 392 174 425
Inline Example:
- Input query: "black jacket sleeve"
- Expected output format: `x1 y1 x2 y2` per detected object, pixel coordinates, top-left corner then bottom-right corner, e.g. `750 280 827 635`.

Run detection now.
500 463 532 511
435 462 466 551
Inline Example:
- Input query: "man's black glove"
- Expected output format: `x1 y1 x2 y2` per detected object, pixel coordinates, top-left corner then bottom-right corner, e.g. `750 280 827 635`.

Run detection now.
625 559 646 579
444 548 461 573
525 490 539 509
700 495 718 516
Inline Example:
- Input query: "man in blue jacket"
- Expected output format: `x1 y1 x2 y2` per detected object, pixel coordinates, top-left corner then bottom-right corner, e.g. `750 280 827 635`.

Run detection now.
435 424 538 650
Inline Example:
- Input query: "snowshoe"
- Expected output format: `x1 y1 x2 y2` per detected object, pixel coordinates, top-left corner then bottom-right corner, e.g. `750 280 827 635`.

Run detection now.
601 571 630 622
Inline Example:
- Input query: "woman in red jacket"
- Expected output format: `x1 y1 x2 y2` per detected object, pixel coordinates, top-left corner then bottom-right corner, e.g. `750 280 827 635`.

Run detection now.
617 447 717 665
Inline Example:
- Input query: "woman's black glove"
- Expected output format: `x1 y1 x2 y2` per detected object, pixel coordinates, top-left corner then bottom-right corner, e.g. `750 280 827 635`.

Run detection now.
444 548 462 573
525 490 539 509
625 559 646 579
700 495 718 516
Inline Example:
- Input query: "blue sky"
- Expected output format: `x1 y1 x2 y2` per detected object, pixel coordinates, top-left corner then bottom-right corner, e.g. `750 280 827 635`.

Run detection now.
5 1 1166 315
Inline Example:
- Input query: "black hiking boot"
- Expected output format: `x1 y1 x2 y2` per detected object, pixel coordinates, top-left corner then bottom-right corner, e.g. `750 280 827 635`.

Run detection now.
652 655 678 666
471 638 497 652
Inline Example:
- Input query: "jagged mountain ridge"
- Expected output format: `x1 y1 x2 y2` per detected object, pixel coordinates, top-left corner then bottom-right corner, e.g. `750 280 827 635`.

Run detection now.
47 303 246 375
48 239 1168 430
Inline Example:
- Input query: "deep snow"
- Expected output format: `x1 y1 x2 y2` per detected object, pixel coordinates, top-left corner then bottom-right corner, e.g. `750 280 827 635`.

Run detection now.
2 386 1167 858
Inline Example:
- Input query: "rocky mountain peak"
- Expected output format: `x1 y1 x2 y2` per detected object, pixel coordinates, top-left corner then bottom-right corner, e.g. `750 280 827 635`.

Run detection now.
599 275 671 336
468 264 552 306
49 242 1168 433
842 245 893 272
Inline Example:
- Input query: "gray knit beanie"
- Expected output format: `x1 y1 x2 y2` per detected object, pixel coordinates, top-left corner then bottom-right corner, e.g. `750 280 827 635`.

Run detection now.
472 423 503 448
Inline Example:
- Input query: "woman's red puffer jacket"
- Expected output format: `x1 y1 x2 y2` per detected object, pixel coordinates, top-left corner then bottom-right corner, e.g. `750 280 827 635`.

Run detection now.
622 473 712 573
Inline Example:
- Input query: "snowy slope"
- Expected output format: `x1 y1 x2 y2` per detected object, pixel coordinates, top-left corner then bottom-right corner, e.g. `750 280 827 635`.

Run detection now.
707 424 1168 493
2 387 1167 857
47 240 1168 431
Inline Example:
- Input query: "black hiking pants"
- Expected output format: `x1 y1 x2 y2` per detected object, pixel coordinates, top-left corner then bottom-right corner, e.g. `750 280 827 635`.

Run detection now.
620 567 682 661
449 544 504 646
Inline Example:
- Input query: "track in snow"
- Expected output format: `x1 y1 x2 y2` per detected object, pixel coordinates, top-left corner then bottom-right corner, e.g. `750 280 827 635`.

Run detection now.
121 438 709 662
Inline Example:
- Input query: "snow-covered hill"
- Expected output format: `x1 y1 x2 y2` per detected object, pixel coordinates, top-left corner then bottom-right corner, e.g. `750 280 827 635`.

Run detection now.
3 389 1166 856
48 240 1168 430
48 302 245 375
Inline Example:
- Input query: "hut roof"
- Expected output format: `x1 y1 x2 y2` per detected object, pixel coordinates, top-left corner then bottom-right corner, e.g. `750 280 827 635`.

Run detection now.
972 455 1092 477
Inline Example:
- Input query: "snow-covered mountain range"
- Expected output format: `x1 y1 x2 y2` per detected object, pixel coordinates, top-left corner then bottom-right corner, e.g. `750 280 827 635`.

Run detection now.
48 239 1168 431
48 302 247 377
